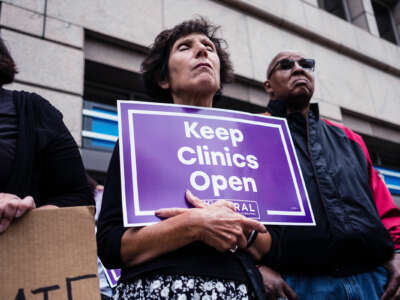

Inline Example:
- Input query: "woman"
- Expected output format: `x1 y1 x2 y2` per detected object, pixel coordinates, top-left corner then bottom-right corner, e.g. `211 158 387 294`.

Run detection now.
97 18 271 299
0 37 93 233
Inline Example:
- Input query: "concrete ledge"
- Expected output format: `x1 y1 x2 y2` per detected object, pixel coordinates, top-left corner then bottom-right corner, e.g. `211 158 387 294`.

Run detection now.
318 101 343 122
46 0 163 47
81 148 112 173
2 29 84 95
217 0 400 77
0 3 43 37
1 0 45 14
84 36 144 73
45 16 84 49
342 112 400 144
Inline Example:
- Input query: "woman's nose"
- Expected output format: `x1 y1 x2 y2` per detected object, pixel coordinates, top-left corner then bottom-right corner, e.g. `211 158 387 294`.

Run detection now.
195 43 208 58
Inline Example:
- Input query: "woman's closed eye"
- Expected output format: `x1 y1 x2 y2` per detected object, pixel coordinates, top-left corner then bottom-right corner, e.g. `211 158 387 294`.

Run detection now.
177 43 190 51
203 42 214 52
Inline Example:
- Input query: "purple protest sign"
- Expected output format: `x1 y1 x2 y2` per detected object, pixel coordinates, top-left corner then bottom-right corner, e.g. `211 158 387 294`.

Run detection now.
118 101 315 227
104 268 121 288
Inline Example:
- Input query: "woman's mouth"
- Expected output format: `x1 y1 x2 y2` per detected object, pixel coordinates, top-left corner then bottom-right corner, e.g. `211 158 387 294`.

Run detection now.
194 63 212 70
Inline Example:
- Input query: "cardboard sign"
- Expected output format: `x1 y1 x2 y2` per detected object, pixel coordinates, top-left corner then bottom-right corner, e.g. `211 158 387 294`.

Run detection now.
0 206 100 300
118 101 315 227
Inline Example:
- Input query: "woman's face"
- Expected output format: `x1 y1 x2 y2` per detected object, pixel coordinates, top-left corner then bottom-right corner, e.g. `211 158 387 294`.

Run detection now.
160 33 221 100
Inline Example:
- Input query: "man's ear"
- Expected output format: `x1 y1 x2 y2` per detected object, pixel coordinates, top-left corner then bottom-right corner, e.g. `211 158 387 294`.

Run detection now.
264 80 274 96
159 79 170 90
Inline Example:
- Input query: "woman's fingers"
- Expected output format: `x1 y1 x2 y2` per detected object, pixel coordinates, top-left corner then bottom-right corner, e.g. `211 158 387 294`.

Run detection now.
155 190 207 219
202 230 241 252
155 190 206 218
186 190 237 213
213 199 236 211
236 230 248 249
0 195 20 233
185 190 207 208
155 207 189 218
241 217 267 234
1 199 19 220
0 194 36 233
215 230 247 252
16 196 36 217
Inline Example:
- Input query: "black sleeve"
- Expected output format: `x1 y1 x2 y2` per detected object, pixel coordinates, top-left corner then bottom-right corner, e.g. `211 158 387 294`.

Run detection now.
97 143 128 268
36 98 93 208
38 100 93 207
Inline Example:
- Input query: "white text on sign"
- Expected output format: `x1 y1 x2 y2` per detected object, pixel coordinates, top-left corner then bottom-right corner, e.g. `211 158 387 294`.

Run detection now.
177 121 259 197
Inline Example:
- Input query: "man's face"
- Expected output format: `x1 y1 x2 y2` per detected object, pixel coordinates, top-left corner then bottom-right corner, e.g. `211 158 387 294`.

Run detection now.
264 52 315 111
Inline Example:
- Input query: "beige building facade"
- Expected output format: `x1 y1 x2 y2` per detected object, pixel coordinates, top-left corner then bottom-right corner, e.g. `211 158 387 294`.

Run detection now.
1 0 399 198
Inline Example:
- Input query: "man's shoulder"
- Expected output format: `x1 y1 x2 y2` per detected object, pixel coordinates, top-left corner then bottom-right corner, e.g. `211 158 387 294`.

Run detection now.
322 118 369 159
322 118 361 141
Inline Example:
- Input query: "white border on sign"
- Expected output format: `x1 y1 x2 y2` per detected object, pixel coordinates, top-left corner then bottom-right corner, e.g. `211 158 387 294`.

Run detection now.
118 103 129 228
118 101 315 227
102 265 120 288
128 110 305 216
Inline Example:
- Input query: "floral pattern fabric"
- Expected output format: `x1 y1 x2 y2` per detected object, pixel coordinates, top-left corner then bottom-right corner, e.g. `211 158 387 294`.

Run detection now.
113 274 255 300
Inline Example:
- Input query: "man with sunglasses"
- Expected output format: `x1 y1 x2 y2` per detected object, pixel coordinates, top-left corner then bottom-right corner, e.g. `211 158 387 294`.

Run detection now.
258 51 400 299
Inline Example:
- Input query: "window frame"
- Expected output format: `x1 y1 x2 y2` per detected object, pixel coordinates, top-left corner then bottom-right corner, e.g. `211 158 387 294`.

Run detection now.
318 0 352 21
372 0 400 45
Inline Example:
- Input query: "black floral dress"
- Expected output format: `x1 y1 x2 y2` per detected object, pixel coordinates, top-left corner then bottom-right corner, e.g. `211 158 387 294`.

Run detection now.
114 274 256 300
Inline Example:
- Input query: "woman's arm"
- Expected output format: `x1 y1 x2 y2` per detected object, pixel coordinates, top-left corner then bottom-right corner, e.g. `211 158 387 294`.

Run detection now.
245 232 272 262
39 99 93 207
122 197 266 267
120 210 197 266
97 144 266 268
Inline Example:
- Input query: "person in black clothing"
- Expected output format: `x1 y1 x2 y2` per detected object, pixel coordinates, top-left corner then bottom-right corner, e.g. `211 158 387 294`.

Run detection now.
0 36 93 233
97 18 270 300
258 50 400 299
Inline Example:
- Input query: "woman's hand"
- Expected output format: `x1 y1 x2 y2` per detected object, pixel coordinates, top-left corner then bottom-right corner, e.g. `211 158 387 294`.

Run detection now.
156 190 266 252
155 190 234 216
0 193 35 233
191 200 266 252
121 191 268 267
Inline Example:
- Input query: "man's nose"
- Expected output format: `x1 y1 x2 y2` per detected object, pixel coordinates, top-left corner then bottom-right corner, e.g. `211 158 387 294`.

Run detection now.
292 61 306 74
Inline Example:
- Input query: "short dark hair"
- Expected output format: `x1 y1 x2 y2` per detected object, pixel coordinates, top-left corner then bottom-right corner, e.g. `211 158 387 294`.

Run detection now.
141 17 234 102
0 37 17 86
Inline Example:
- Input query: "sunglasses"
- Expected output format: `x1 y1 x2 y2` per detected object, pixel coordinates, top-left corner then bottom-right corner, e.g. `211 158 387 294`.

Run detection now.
268 58 315 78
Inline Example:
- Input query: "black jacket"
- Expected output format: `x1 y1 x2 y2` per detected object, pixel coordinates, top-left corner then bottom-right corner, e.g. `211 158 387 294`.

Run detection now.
263 99 395 276
3 90 93 207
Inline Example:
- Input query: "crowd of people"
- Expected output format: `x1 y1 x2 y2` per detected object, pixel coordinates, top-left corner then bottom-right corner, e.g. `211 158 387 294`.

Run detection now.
1 16 400 300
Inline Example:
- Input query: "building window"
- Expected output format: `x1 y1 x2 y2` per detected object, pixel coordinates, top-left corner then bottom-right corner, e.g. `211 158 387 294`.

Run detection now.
363 135 400 171
362 134 400 207
82 60 153 153
318 0 351 21
372 0 400 44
